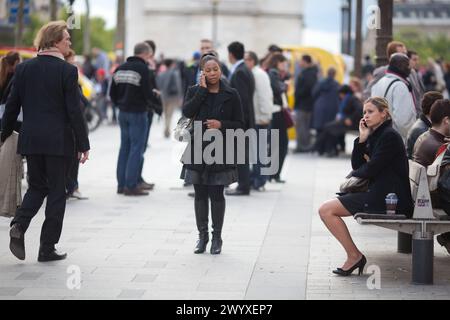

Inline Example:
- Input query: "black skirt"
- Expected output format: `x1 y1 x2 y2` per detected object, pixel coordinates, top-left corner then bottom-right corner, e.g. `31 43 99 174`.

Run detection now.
181 168 238 186
338 192 369 216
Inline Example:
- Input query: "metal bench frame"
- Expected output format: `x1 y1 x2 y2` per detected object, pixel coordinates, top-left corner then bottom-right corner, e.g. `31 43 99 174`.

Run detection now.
354 161 450 285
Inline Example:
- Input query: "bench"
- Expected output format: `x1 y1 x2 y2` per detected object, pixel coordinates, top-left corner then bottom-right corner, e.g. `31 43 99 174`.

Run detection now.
354 160 450 285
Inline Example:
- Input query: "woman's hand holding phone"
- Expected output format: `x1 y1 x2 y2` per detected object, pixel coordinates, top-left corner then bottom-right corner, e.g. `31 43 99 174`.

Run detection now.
359 119 370 143
199 71 207 88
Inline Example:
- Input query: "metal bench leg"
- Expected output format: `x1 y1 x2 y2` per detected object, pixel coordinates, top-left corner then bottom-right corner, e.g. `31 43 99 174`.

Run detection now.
412 231 434 285
398 232 412 254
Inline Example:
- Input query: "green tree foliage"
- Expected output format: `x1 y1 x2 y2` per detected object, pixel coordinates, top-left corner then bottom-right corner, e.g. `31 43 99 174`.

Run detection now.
71 15 115 54
395 28 450 62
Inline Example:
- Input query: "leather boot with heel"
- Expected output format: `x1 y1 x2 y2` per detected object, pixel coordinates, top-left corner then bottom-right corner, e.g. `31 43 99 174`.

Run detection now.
211 200 225 255
194 199 209 254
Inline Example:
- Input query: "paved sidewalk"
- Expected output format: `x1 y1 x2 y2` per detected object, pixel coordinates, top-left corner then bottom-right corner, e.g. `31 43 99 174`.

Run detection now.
1 122 449 300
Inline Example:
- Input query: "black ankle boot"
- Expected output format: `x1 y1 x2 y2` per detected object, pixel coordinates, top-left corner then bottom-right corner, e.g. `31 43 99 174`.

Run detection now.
210 237 223 255
194 199 209 254
194 234 209 254
211 200 225 255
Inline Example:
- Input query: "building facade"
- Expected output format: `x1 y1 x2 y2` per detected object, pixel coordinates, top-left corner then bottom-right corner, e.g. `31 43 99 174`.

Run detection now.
125 0 304 60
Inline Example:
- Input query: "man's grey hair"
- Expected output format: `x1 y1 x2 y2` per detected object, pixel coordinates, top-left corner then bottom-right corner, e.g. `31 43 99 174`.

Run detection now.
134 42 152 56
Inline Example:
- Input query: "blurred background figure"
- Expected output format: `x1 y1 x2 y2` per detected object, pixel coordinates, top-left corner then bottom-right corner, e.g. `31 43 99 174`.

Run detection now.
312 67 340 137
0 52 22 133
156 59 183 138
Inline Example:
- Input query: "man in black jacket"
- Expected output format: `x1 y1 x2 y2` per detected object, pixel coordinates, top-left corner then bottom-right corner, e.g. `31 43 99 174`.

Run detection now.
226 42 256 196
0 21 90 262
110 42 160 196
294 55 318 153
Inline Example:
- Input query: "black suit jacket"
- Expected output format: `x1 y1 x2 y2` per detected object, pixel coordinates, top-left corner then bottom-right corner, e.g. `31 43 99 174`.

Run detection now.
1 55 90 156
229 62 255 130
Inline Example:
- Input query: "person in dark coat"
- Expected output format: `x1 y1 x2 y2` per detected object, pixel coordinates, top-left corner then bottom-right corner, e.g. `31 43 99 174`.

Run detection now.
406 91 443 159
0 51 21 132
313 85 362 157
312 67 340 135
294 55 318 152
267 53 289 183
225 41 255 196
0 21 90 262
181 54 244 255
319 97 413 277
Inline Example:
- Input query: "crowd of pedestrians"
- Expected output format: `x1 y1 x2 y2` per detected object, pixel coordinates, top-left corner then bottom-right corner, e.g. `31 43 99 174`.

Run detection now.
2 17 450 263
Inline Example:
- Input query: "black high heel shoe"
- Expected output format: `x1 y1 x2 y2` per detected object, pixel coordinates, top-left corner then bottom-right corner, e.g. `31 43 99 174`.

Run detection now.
332 255 367 277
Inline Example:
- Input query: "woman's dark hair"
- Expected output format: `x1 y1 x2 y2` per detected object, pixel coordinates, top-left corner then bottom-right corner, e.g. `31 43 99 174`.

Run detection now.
267 53 287 70
200 52 221 70
339 85 353 95
0 51 20 88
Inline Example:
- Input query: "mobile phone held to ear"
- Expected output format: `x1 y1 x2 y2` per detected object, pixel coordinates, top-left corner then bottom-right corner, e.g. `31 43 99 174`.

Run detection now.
363 120 368 128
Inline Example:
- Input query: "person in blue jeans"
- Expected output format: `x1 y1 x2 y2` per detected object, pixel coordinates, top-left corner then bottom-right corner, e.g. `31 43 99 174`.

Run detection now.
110 42 160 196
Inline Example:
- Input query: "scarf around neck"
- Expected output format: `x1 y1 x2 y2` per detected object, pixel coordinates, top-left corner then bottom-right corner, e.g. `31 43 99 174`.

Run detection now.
37 48 65 60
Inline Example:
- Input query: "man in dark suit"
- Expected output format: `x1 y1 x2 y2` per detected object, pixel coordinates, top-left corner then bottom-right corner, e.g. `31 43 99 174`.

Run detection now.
225 42 256 196
0 21 90 262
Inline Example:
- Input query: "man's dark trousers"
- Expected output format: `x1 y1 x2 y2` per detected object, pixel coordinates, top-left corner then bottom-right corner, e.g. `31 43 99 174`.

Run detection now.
12 155 68 251
237 140 251 193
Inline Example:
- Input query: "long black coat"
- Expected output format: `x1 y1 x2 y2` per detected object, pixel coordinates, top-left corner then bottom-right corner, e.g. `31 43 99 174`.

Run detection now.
229 62 255 130
182 81 244 173
1 56 90 156
351 120 414 217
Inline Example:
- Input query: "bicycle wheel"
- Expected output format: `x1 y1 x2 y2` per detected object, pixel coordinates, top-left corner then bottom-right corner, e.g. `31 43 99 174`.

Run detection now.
84 106 102 133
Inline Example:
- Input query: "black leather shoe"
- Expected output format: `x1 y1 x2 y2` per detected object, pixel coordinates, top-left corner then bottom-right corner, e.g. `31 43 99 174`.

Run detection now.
332 255 367 277
225 189 250 196
210 238 223 255
117 188 124 195
437 235 450 254
10 224 25 261
38 249 67 262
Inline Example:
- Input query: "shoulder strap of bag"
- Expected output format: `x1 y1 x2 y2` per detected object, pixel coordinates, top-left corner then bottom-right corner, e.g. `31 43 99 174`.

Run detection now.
384 79 401 98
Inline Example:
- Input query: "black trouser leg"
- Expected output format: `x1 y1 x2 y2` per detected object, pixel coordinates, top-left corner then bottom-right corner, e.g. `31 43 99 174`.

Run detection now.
12 155 49 232
40 156 68 252
271 111 288 180
237 139 251 192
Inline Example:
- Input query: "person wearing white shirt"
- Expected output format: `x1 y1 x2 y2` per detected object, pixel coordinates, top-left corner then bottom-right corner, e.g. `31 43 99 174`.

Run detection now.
244 51 274 190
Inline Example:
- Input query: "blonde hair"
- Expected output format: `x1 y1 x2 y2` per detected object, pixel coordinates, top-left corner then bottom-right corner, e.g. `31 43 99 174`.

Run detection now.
34 20 68 51
365 97 392 121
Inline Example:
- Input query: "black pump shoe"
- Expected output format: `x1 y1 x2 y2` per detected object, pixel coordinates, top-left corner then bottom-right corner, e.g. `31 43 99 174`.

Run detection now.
194 236 209 254
210 238 223 255
332 255 367 277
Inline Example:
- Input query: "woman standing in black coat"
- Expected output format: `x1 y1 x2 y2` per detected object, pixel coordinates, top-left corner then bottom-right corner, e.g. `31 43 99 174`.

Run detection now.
319 97 413 276
181 53 244 255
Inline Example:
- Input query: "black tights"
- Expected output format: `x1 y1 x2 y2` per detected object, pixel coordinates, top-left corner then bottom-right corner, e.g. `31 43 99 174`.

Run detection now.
193 185 225 238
